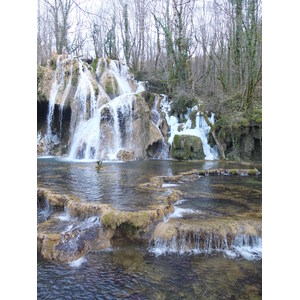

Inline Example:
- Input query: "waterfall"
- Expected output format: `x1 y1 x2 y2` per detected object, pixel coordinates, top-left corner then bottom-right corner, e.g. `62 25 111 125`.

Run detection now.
41 56 148 160
160 95 218 160
68 59 100 160
150 95 168 159
44 55 66 154
149 233 262 261
103 94 134 160
109 60 133 94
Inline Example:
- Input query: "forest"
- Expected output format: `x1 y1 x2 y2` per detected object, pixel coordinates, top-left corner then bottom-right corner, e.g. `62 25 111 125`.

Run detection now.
38 0 262 131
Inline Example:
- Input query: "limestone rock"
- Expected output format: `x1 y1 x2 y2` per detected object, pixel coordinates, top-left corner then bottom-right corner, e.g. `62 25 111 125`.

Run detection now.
171 134 205 160
117 149 135 161
148 122 163 145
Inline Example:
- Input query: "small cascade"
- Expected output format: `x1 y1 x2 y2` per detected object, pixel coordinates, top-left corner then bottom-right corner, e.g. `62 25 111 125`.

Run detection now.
150 96 168 159
45 55 66 154
150 233 262 261
109 60 133 94
160 95 218 160
103 94 134 160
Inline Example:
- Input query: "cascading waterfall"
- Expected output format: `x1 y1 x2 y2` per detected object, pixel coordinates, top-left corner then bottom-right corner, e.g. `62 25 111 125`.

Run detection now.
68 59 100 160
67 58 144 160
151 95 168 159
109 60 133 94
150 233 262 261
45 55 66 154
160 95 218 160
103 94 134 160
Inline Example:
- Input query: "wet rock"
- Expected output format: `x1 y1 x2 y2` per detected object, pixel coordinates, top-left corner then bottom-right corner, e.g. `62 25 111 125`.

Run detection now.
171 135 205 160
117 149 135 161
197 168 260 176
38 221 111 262
100 71 120 99
152 218 262 251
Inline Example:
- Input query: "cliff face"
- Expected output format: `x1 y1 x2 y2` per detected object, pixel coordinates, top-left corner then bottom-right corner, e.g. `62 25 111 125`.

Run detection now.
213 110 262 162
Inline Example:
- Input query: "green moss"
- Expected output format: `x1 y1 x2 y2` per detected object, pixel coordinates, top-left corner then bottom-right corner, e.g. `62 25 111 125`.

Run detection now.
189 110 198 129
38 91 47 102
101 60 106 74
72 67 79 86
249 108 262 125
229 169 238 175
247 169 259 175
90 58 99 72
101 211 117 229
101 210 149 232
113 78 118 93
198 170 206 175
143 91 156 108
171 135 205 160
105 79 114 95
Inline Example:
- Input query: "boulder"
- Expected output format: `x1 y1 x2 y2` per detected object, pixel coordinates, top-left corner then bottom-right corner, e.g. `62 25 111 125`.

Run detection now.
171 134 205 160
117 149 135 161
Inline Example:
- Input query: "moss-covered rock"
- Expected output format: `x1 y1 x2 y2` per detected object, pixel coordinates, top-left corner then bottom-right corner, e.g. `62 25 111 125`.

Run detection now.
214 111 262 162
90 58 99 72
171 134 205 160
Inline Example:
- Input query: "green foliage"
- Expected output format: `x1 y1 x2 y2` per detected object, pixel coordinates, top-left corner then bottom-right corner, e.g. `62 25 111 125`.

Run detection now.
249 107 262 124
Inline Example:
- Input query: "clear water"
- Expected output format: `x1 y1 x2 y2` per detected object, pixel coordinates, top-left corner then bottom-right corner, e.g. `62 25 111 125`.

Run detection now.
38 243 261 299
37 158 261 299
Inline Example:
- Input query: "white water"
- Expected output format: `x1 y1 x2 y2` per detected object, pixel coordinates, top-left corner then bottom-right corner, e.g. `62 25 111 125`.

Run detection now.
68 257 87 267
103 94 134 160
163 199 199 222
45 55 66 154
68 59 100 159
150 234 262 261
160 95 218 160
150 95 169 159
109 60 134 94
67 58 146 161
162 183 179 188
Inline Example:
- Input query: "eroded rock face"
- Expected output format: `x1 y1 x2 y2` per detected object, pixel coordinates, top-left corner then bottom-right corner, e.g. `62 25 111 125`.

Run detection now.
37 186 181 262
171 134 205 160
38 217 112 262
150 217 262 257
117 149 135 161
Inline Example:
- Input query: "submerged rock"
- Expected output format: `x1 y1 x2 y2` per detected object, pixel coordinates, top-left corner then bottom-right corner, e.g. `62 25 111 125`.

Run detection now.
37 217 111 262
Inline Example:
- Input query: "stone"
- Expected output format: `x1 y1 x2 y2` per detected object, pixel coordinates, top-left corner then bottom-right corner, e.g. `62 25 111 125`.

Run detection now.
171 134 205 160
117 149 135 161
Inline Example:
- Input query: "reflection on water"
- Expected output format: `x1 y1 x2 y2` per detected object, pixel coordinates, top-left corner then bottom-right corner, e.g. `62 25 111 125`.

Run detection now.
38 158 261 212
38 244 262 299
